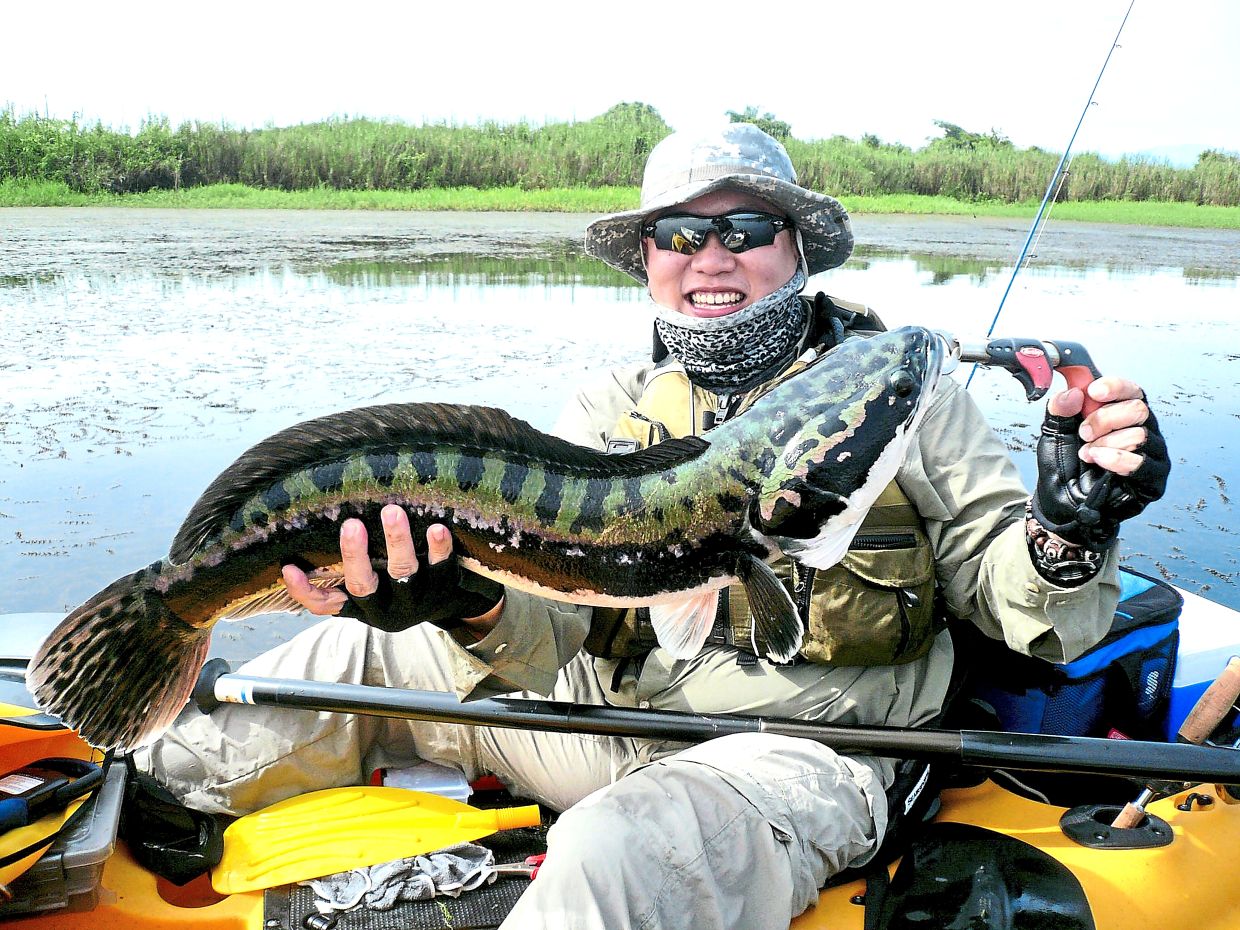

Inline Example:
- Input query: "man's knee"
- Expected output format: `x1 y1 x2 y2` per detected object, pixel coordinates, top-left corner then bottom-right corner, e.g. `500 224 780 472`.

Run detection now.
539 757 798 928
591 736 884 909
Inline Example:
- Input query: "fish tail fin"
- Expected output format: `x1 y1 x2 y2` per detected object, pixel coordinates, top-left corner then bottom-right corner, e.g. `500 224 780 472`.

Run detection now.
737 555 804 664
26 566 210 751
648 590 721 660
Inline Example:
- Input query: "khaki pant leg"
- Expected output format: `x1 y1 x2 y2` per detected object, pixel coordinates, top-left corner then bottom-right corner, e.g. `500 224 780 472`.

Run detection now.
135 618 637 816
136 618 386 815
469 647 643 812
503 733 886 930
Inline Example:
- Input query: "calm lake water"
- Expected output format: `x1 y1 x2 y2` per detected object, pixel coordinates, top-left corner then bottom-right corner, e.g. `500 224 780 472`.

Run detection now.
2 208 1238 659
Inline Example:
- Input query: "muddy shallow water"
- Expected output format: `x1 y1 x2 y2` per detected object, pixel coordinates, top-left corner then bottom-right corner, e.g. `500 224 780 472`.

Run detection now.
2 208 1238 659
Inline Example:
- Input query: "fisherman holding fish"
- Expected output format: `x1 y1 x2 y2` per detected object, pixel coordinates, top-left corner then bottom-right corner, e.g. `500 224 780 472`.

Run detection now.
39 124 1170 929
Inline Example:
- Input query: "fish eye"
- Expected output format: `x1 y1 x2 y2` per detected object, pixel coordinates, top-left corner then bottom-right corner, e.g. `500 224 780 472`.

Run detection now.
888 370 916 397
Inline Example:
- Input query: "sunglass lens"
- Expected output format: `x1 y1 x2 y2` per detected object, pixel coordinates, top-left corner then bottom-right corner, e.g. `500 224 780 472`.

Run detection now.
722 213 783 249
647 212 789 255
668 226 705 253
719 226 749 250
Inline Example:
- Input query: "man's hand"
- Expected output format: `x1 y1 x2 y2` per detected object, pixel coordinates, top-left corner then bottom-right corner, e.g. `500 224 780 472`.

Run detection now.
282 505 505 633
1033 377 1170 549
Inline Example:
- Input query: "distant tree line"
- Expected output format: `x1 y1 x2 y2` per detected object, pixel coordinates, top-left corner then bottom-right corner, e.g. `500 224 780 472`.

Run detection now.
2 103 1237 206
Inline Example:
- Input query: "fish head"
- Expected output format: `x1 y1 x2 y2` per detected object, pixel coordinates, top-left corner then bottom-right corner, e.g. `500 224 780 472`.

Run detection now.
750 326 944 567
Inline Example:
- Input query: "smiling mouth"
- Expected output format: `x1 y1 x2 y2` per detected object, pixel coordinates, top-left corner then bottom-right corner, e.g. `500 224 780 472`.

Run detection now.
688 291 745 310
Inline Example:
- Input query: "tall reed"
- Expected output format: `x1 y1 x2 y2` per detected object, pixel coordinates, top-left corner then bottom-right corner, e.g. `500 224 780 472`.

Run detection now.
2 104 1237 206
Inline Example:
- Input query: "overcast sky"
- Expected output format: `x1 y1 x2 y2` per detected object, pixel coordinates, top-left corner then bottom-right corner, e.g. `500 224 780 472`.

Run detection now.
4 1 1236 165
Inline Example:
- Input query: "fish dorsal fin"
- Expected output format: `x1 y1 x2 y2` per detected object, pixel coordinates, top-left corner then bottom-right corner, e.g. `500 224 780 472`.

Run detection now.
170 403 709 562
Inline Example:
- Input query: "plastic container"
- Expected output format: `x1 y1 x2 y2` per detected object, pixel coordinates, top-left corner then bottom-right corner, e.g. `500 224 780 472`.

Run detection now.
1165 585 1240 742
379 760 473 803
0 761 127 917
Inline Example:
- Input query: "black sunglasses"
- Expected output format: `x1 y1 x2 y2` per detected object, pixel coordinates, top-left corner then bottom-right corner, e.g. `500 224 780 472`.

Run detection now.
641 210 794 255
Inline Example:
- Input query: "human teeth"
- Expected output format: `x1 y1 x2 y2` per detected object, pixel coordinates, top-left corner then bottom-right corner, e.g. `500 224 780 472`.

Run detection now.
690 292 743 306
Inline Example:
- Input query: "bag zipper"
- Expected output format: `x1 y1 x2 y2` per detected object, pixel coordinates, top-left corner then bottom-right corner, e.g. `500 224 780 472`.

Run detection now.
850 532 917 551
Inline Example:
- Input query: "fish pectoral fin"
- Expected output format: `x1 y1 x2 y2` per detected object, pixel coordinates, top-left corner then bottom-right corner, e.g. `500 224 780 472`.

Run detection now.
219 568 346 622
648 591 721 660
737 555 804 663
773 519 863 571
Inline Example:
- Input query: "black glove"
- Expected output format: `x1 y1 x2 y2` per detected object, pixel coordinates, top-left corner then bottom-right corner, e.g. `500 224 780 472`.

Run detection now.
338 557 504 633
1032 397 1170 549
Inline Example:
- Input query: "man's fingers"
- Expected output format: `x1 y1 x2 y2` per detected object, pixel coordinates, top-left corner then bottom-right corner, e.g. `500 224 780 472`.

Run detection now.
1082 446 1144 476
1046 388 1084 418
1080 396 1149 442
1081 425 1147 457
340 518 380 597
282 564 348 616
382 505 420 579
426 523 454 566
1085 376 1143 406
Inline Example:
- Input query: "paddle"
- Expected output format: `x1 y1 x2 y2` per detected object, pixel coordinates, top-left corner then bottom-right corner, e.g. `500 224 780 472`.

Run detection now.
211 786 541 894
203 670 1240 785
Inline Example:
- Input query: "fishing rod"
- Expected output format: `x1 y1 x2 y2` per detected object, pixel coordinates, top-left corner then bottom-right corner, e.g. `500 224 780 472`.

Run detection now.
965 0 1137 391
200 669 1240 785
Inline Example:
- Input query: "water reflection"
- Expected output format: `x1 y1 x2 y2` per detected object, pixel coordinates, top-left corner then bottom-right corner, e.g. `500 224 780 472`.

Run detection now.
851 247 1011 286
851 245 1240 287
1 211 1237 642
317 254 638 290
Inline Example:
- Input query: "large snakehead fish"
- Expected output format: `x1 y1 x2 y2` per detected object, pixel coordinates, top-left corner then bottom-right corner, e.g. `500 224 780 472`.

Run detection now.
28 327 943 750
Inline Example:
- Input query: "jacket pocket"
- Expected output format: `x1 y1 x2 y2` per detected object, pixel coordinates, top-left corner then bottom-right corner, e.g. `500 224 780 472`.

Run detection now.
799 527 939 667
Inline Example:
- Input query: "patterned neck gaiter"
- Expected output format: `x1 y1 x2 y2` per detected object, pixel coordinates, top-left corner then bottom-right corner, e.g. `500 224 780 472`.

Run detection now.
653 269 809 393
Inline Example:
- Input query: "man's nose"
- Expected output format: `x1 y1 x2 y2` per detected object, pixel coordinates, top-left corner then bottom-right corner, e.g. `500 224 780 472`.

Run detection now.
689 233 737 271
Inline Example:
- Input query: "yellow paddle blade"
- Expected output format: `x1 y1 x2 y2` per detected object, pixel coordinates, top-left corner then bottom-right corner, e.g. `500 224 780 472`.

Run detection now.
211 786 541 894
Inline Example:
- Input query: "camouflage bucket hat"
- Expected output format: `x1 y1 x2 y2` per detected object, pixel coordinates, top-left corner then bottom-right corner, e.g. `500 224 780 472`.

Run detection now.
585 123 853 284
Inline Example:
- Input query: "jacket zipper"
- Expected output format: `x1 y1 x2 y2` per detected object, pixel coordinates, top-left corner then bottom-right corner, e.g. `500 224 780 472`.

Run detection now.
850 532 917 551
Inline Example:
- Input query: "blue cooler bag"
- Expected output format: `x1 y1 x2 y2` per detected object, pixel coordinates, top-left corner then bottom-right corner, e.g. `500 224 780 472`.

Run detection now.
962 568 1183 739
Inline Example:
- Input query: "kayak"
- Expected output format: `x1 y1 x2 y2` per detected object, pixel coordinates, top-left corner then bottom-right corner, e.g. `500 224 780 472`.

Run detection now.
2 579 1238 930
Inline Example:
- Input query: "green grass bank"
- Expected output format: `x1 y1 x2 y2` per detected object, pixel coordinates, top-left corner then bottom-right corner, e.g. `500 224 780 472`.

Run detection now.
4 179 1238 230
4 102 1239 228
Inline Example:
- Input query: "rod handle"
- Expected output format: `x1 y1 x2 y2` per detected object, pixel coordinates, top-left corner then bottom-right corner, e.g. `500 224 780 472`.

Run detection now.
1047 340 1104 419
1110 800 1148 830
1179 656 1240 745
1058 366 1103 418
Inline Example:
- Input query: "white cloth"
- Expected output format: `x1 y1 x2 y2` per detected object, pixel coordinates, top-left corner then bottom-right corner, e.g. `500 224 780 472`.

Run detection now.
302 842 494 913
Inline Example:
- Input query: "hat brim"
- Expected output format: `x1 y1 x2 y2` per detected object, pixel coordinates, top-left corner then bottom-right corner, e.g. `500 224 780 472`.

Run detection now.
585 174 853 284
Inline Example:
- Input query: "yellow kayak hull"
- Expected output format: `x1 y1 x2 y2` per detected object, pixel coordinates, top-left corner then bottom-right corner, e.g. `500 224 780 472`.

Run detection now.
795 777 1240 929
8 776 1237 930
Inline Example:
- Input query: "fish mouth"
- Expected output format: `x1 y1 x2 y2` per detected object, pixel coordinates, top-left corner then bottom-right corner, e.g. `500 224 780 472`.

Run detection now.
901 327 945 424
920 328 946 401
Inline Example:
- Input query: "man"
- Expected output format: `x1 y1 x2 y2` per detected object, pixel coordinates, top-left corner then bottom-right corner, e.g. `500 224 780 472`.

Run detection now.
138 123 1168 929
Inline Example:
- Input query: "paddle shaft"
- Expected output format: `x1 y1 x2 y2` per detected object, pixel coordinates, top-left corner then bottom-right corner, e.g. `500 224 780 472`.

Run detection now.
211 673 1240 784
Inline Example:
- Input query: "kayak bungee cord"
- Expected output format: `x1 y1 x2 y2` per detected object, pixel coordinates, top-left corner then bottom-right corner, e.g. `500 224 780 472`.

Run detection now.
964 0 1137 391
